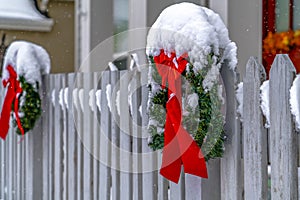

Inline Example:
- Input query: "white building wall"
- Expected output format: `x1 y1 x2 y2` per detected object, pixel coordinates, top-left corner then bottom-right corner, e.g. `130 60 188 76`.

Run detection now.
76 0 262 76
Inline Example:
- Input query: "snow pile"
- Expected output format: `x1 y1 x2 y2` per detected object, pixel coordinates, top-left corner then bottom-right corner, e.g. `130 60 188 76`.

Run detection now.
73 88 79 110
108 62 118 71
2 41 51 89
95 89 102 112
290 75 300 131
51 89 56 106
146 2 237 72
64 87 69 110
260 80 270 128
116 90 120 116
59 89 65 110
130 53 142 72
106 84 112 112
89 89 96 112
78 89 84 112
236 82 243 120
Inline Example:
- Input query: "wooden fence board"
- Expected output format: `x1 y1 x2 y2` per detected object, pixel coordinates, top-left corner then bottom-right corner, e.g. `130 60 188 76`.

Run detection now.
67 73 78 200
93 72 101 200
119 70 133 200
110 71 120 200
131 71 143 200
140 67 158 200
270 54 298 199
82 73 94 200
75 73 84 200
0 83 4 199
157 152 169 200
54 74 63 199
42 75 50 200
60 75 68 200
243 57 268 199
48 75 55 200
220 63 242 200
170 169 185 200
99 71 111 200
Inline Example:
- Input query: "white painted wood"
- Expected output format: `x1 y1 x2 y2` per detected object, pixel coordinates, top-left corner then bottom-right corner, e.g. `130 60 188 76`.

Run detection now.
140 67 158 200
82 73 94 200
110 71 120 200
93 72 101 200
16 130 22 200
243 57 268 199
170 169 185 200
54 74 63 199
48 75 55 200
61 75 69 200
0 83 4 199
209 0 228 26
227 0 262 79
192 159 221 200
7 128 13 200
220 62 242 200
30 111 44 200
75 73 83 200
131 70 143 200
157 152 169 200
185 174 202 200
99 71 111 200
119 70 133 200
67 73 78 200
75 0 113 71
270 55 298 199
42 75 50 200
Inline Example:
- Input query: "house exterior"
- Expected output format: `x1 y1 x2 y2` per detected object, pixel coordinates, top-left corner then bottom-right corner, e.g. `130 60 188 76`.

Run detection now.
0 0 263 78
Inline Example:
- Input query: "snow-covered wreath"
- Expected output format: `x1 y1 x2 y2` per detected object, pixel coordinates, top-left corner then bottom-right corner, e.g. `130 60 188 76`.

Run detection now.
0 41 50 139
146 3 237 182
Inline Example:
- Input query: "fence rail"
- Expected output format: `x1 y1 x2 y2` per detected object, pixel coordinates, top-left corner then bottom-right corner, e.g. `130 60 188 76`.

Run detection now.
0 54 299 200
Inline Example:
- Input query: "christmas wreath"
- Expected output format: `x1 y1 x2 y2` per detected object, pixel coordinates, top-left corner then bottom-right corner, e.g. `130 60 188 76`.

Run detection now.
0 41 50 139
146 3 237 183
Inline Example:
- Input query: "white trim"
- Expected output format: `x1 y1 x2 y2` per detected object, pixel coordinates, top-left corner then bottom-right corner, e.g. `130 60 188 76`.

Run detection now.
0 17 53 32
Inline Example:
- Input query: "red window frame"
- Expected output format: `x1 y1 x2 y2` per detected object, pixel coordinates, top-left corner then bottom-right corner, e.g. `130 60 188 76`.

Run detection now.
263 0 294 38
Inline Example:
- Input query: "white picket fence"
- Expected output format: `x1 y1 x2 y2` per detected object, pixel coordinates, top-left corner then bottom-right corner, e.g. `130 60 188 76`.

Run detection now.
0 54 299 200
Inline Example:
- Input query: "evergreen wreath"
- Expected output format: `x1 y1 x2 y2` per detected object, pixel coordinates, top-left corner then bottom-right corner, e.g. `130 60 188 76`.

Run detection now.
12 76 42 135
0 40 50 139
147 53 226 161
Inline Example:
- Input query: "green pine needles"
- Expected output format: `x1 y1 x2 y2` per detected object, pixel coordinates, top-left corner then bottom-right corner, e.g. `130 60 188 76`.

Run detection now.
148 54 226 161
12 76 42 135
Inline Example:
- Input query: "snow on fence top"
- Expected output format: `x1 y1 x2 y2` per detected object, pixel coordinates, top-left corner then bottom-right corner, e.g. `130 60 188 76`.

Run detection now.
236 56 300 132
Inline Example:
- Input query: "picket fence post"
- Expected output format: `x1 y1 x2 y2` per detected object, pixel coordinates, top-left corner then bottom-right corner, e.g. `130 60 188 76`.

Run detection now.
220 61 243 200
243 57 268 199
269 54 298 199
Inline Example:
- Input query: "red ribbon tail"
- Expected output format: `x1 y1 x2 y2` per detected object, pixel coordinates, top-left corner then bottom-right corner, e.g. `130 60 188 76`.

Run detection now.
159 106 182 183
160 157 182 183
0 87 16 140
178 127 208 178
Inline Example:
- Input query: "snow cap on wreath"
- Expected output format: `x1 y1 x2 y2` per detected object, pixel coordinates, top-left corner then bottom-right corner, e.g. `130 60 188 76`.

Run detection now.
146 2 237 72
2 41 50 88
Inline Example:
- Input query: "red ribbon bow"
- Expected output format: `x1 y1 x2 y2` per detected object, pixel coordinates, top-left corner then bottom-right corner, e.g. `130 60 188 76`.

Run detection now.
0 65 24 140
154 50 208 183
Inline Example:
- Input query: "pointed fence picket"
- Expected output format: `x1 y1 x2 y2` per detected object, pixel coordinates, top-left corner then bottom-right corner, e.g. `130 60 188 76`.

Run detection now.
0 54 300 199
243 57 268 200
